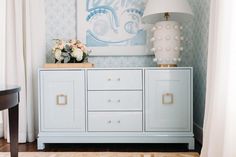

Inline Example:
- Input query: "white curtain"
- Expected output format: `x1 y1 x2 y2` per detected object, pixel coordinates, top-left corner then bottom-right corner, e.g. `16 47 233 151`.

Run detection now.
2 0 46 143
201 0 236 156
0 0 6 138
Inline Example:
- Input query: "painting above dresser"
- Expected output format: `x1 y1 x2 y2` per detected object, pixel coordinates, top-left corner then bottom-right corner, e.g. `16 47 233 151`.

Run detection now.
38 67 194 150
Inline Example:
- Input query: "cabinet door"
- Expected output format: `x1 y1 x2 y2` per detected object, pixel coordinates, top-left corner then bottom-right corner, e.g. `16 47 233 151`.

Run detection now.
40 71 85 132
145 70 191 132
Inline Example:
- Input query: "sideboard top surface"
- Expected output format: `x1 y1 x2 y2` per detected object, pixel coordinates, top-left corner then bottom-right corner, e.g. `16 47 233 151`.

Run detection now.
38 67 193 71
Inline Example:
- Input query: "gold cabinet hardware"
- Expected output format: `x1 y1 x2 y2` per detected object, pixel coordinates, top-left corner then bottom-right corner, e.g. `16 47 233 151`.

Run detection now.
56 94 68 105
107 78 121 81
162 93 174 104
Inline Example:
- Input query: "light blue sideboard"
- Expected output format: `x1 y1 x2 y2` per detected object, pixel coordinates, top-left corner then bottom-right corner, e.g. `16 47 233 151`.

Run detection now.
38 67 194 150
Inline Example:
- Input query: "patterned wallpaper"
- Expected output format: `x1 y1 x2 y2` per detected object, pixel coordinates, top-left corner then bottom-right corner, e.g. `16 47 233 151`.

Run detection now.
188 0 211 128
45 0 210 128
45 0 194 68
45 0 155 67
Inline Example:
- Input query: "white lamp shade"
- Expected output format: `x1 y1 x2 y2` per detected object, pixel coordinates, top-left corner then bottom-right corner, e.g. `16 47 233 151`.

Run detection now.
142 0 193 24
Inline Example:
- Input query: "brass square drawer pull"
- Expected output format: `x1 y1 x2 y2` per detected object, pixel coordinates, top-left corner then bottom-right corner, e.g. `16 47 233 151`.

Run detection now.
56 94 68 105
162 93 174 105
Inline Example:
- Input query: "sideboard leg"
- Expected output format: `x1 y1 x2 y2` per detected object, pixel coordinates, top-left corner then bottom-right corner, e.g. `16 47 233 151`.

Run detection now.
37 139 45 150
188 138 195 150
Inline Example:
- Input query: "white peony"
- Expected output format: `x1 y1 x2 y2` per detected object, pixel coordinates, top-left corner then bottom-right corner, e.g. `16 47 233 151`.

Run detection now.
72 48 83 61
52 46 57 51
58 43 64 50
81 45 88 54
55 40 65 50
54 49 63 61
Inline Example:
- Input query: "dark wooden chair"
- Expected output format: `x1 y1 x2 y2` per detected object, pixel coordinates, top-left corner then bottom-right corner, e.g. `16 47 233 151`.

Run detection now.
0 86 20 157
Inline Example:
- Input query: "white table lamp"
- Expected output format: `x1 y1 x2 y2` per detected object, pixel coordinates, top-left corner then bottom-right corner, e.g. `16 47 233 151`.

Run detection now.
142 0 193 67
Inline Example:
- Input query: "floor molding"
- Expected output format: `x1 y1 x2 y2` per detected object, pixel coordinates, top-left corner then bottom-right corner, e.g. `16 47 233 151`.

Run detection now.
193 122 203 144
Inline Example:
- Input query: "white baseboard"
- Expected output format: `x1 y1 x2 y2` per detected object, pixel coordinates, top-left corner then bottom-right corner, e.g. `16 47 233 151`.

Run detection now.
193 122 203 144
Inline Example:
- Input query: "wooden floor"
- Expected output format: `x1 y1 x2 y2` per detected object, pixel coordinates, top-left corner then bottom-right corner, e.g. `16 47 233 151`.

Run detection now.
0 139 202 153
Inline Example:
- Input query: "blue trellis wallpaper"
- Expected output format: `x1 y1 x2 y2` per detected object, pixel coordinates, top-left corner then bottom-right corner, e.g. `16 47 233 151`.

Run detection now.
188 0 211 131
45 0 193 67
45 0 155 67
180 0 210 138
45 0 211 133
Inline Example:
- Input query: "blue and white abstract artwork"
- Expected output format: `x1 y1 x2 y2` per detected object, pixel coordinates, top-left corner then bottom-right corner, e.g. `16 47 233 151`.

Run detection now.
77 0 151 56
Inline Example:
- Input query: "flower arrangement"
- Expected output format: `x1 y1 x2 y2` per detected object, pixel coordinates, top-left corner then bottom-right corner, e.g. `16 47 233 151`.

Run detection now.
52 39 91 63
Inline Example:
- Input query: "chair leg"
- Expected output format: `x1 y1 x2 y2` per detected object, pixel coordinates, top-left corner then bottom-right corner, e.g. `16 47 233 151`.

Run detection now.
9 105 19 157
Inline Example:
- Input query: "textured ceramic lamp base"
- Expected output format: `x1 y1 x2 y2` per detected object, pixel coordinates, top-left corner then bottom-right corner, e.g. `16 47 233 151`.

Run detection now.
150 21 184 67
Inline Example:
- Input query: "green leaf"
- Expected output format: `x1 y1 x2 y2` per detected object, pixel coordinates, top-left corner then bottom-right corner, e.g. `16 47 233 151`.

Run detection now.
61 52 69 57
64 56 70 63
64 45 71 52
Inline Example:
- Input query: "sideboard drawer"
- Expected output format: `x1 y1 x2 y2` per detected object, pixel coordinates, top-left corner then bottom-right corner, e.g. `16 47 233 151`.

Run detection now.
88 91 142 111
88 70 142 90
88 112 142 132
